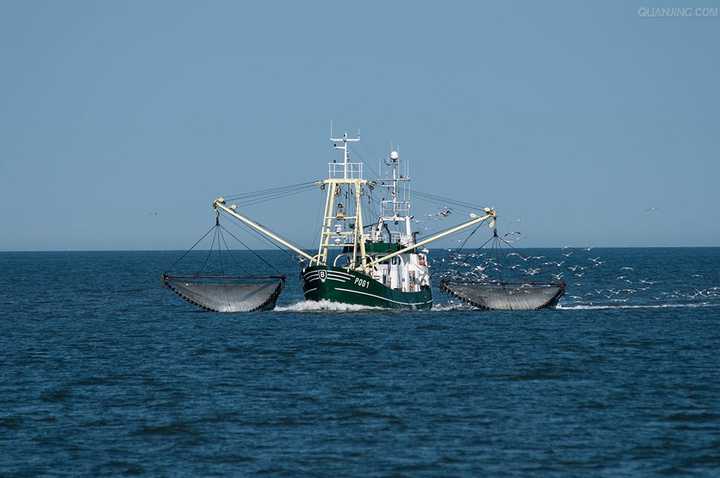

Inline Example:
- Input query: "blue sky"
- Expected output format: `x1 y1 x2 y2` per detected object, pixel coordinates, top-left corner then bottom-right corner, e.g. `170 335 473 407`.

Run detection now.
1 1 718 250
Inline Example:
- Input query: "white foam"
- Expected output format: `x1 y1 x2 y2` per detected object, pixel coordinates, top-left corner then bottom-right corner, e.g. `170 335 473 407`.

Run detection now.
557 302 718 310
430 302 474 311
276 300 473 313
275 300 384 313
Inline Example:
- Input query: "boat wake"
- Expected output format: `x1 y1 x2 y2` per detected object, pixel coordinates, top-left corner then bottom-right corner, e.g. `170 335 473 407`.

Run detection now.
276 300 479 313
275 300 384 313
557 302 719 310
430 302 475 312
276 300 720 313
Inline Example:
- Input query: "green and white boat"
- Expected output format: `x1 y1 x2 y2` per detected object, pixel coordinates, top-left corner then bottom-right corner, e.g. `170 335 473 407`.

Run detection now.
212 132 496 309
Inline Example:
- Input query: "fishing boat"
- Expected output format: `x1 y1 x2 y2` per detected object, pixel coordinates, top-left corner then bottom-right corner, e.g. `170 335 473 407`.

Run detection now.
211 132 498 310
166 131 566 312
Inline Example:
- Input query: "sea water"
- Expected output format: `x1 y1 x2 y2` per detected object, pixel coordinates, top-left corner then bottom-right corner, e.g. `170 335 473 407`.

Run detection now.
1 248 719 476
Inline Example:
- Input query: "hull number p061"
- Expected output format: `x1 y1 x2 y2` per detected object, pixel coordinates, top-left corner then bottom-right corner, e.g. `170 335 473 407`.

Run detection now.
354 277 370 288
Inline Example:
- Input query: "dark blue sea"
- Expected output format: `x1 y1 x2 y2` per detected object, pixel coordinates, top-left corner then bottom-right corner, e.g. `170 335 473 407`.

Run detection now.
2 248 719 476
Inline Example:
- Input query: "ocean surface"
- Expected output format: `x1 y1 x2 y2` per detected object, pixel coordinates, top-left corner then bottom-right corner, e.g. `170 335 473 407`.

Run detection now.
1 248 719 476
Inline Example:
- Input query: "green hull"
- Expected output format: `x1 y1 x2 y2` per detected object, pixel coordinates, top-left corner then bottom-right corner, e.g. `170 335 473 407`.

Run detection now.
302 265 433 309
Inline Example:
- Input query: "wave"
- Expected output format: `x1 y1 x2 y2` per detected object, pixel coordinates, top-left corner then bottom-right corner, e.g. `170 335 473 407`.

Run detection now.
557 302 719 310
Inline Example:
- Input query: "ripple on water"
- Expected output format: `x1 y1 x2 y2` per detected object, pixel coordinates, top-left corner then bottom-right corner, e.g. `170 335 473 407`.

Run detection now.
664 411 720 423
134 421 202 439
92 461 145 476
0 415 23 430
39 387 71 403
506 365 584 381
2 249 720 476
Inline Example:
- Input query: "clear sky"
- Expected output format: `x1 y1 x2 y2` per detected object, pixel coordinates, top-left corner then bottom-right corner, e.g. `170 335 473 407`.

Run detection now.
1 1 718 251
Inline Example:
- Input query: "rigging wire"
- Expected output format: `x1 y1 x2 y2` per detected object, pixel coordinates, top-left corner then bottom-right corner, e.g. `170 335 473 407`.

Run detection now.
216 228 225 275
165 223 217 272
165 213 286 276
216 180 323 263
221 184 319 208
217 227 250 275
455 219 491 253
219 224 283 275
223 181 318 201
491 232 506 284
351 146 382 179
410 189 487 211
221 213 296 261
201 226 219 272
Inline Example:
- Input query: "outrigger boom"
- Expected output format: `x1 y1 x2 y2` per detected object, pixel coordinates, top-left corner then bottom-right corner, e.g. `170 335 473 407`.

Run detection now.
367 209 496 268
213 197 317 263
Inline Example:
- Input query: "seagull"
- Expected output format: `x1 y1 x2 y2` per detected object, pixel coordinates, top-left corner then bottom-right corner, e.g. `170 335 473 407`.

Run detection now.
438 207 453 217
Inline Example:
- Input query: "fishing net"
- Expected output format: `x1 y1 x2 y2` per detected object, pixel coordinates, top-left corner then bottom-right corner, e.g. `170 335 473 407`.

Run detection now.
163 274 285 312
162 215 286 313
438 223 567 310
441 279 565 310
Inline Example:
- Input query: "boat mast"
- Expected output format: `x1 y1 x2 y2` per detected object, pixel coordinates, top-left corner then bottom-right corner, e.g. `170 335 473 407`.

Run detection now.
332 132 359 179
377 149 412 244
318 132 367 269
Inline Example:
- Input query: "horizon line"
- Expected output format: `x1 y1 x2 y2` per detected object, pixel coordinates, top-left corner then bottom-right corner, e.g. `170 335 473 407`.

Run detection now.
1 245 719 253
